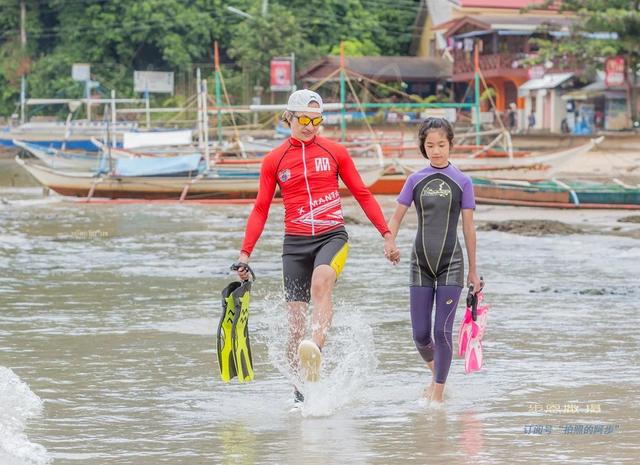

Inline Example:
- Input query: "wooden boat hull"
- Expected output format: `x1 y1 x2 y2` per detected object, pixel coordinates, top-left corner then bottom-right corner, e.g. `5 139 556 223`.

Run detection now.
369 173 407 195
15 157 260 199
472 177 640 209
368 137 606 196
473 184 570 204
15 157 382 200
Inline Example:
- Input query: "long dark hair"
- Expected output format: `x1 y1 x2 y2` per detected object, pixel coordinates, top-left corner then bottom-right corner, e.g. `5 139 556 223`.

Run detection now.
418 117 455 159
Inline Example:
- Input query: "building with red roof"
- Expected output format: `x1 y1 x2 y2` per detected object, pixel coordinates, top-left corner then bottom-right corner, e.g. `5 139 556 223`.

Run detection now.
410 0 580 131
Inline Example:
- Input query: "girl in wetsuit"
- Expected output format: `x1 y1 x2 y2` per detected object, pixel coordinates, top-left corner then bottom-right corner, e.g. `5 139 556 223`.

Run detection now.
387 117 481 404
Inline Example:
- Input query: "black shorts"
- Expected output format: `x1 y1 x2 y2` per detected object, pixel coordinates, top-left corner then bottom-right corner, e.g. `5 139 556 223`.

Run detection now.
282 227 349 302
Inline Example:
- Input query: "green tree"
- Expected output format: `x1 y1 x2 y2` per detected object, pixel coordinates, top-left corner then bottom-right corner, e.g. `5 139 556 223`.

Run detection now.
330 39 380 57
228 3 319 97
531 0 640 123
0 0 421 116
368 0 420 55
287 0 379 53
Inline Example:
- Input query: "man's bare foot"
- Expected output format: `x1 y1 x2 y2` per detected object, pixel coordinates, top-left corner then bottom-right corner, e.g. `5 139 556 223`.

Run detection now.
298 340 322 382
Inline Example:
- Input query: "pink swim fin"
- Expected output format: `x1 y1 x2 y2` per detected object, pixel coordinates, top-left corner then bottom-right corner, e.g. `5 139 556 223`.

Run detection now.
459 284 489 373
464 323 484 373
457 308 473 357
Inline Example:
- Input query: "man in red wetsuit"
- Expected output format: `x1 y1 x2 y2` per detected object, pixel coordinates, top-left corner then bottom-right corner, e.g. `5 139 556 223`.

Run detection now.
236 90 398 401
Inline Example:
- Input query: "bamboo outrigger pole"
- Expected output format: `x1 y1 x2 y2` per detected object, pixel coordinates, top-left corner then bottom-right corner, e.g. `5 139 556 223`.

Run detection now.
214 41 223 144
340 42 347 142
474 42 481 146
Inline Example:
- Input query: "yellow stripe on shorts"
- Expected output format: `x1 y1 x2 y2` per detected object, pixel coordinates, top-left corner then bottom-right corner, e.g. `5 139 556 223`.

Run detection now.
330 243 349 278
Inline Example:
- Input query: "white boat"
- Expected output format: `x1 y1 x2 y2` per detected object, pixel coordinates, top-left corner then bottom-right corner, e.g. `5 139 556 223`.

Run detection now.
395 136 604 173
1 120 138 151
14 138 199 172
13 140 105 171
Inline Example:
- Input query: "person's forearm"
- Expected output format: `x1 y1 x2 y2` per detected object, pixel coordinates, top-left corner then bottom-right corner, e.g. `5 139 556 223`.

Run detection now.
388 215 401 239
463 224 477 274
388 206 407 239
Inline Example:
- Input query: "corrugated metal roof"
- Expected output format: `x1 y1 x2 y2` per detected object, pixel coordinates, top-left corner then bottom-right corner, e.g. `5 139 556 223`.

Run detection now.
458 0 559 9
444 14 573 38
298 56 452 82
519 72 574 91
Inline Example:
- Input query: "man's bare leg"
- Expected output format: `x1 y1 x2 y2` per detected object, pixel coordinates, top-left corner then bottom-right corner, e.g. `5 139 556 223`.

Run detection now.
287 301 307 373
309 264 337 349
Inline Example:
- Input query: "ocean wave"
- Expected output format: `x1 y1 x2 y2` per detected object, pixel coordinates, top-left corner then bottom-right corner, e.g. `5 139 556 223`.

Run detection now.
0 367 50 465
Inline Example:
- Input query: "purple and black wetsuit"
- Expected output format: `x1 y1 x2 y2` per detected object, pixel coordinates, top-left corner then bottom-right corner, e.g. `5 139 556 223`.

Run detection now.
397 163 476 384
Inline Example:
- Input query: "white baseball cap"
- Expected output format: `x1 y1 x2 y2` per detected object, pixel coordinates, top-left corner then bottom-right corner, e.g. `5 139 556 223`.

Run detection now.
286 89 323 114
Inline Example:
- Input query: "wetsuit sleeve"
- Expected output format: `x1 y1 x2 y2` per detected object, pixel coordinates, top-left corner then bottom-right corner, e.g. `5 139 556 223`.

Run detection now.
240 155 278 256
336 146 390 236
396 175 415 206
461 176 476 210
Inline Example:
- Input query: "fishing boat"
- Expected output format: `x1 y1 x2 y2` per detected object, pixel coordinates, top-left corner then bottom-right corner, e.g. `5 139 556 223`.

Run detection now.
14 154 383 201
394 136 604 173
13 140 115 171
368 137 604 195
14 127 204 172
14 155 256 200
1 120 138 151
472 177 640 209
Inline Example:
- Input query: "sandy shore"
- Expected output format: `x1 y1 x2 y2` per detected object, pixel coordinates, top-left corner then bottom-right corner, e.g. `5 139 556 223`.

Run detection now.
474 205 640 239
466 149 640 241
370 192 640 240
466 150 640 185
553 150 640 184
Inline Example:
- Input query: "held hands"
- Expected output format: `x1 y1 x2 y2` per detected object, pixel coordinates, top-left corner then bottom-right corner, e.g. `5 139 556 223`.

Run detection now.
383 234 400 265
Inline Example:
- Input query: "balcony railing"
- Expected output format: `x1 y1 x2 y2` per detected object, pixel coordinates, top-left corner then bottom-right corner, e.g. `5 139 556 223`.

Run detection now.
453 51 525 75
452 51 576 77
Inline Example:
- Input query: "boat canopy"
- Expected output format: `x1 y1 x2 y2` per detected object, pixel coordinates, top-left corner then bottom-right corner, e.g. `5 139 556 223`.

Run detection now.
113 153 203 177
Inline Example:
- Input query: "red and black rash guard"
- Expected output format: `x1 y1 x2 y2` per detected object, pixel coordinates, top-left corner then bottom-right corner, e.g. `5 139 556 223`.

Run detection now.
240 136 390 256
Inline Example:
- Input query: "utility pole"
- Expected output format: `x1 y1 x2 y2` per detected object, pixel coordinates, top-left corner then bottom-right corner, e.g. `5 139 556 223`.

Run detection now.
340 42 346 142
20 0 27 124
20 1 26 45
261 0 268 16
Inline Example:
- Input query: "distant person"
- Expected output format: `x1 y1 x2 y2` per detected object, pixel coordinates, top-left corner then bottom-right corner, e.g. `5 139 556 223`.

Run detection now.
561 118 570 134
386 117 481 405
527 111 536 133
234 89 398 403
507 103 517 132
595 110 604 129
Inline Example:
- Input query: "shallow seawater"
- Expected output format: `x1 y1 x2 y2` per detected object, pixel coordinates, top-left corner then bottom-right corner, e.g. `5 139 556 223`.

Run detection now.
1 188 638 465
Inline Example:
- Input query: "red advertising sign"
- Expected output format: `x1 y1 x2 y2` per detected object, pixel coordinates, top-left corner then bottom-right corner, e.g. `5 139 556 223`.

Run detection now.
270 59 293 92
605 56 625 87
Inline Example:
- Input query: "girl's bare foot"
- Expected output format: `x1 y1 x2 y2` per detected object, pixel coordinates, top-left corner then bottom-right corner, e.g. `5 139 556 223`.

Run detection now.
424 381 435 399
431 382 445 403
426 360 435 375
422 361 436 399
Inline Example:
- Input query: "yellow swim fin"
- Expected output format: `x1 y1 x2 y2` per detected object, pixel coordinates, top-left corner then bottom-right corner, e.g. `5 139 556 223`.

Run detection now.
231 282 254 382
217 282 240 382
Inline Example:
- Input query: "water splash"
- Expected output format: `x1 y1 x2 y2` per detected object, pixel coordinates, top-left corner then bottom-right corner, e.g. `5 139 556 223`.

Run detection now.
0 367 50 465
259 297 378 417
